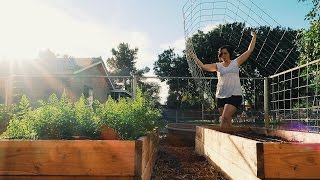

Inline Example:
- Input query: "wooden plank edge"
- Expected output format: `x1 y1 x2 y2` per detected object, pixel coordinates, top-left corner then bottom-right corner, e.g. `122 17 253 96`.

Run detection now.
256 143 264 179
0 176 135 180
140 147 158 180
134 140 143 180
136 130 159 180
249 127 320 143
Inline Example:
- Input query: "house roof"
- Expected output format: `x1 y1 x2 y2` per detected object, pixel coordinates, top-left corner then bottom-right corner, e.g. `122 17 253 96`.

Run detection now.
0 57 104 75
0 57 117 90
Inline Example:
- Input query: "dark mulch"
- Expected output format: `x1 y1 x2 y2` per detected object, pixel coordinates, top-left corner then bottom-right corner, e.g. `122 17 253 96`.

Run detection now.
227 130 300 142
151 136 229 180
232 131 289 142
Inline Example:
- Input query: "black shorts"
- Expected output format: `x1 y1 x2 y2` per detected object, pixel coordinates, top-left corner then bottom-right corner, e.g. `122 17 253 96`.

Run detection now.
216 95 242 109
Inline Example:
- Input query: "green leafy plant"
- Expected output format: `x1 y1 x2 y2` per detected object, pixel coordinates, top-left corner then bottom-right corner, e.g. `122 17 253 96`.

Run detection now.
11 95 32 120
74 95 99 138
2 94 78 139
1 88 162 140
95 88 163 140
0 104 14 133
33 94 77 139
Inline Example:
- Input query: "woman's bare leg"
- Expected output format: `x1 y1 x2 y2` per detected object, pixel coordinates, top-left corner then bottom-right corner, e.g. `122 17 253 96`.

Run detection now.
220 104 237 128
218 107 223 124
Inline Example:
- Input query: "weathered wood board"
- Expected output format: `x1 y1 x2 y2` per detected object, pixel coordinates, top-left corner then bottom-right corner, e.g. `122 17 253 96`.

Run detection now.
196 125 320 180
0 132 159 180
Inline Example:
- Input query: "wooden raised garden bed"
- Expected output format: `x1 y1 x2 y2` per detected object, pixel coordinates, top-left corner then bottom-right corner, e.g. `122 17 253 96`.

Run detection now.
195 125 320 180
0 131 159 180
167 123 199 146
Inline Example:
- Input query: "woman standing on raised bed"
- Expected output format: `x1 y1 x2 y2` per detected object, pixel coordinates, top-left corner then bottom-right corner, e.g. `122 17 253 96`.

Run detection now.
188 31 257 128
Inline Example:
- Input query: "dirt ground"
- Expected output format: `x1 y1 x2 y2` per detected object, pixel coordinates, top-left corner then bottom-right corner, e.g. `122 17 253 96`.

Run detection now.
151 136 229 180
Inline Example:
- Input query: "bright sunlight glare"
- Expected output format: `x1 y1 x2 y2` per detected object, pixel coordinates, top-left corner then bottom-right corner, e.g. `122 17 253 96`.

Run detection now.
0 0 151 61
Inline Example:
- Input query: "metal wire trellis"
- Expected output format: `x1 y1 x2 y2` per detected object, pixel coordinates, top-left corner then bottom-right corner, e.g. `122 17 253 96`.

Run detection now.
182 0 320 133
182 0 301 90
185 40 215 104
269 59 320 133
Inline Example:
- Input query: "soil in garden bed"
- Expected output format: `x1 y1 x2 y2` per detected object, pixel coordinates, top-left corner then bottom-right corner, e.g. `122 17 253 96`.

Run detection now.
232 131 288 142
222 130 300 143
151 136 229 180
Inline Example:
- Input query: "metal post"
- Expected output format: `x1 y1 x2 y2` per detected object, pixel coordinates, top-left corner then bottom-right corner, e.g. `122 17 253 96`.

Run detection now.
176 109 178 123
264 77 270 128
132 74 137 100
202 103 204 120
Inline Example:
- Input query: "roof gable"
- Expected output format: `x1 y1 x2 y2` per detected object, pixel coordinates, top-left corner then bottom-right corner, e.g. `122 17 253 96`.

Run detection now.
0 57 104 75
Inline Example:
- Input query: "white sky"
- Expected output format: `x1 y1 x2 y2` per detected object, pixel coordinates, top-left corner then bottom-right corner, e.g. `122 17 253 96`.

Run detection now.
0 0 311 61
0 0 313 104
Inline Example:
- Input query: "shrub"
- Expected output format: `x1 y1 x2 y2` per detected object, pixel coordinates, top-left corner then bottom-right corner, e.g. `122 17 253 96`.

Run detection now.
74 95 99 139
95 88 163 140
0 104 13 132
1 88 162 140
2 94 78 139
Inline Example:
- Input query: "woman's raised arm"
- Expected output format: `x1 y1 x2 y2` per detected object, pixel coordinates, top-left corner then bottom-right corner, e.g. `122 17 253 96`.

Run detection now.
237 31 257 66
188 51 217 72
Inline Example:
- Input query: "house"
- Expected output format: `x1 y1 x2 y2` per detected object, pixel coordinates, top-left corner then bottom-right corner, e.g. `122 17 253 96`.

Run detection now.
0 57 131 106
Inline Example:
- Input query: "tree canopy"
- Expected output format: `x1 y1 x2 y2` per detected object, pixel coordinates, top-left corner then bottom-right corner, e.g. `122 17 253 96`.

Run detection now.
297 0 320 64
296 0 320 106
299 0 320 23
106 43 138 76
106 43 160 104
38 49 57 60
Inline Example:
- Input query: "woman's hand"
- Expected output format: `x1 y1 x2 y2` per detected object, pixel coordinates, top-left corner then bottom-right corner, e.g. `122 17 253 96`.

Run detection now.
251 31 257 38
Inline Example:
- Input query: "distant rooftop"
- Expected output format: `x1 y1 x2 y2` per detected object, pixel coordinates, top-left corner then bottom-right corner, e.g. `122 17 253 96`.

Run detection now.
0 57 103 76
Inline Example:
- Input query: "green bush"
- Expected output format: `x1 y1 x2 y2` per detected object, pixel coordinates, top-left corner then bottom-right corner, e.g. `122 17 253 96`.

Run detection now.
1 88 162 140
2 94 79 139
32 94 78 139
74 96 99 139
95 88 162 140
0 104 13 132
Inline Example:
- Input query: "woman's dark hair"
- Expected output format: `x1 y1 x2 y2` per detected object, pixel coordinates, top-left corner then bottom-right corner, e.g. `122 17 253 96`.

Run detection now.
217 45 234 61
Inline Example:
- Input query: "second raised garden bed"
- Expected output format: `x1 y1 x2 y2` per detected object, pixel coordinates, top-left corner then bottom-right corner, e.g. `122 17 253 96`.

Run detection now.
196 125 320 180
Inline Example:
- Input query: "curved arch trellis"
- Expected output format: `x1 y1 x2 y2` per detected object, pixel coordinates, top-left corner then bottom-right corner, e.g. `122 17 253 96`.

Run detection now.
182 0 300 106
